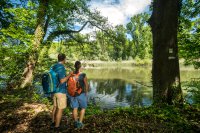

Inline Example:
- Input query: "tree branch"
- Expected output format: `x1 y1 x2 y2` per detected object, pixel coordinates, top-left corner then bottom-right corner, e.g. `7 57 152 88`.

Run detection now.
68 34 86 44
46 21 90 42
45 20 115 43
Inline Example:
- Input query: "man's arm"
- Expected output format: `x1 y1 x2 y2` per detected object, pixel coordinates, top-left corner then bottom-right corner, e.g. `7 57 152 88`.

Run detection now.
60 71 73 84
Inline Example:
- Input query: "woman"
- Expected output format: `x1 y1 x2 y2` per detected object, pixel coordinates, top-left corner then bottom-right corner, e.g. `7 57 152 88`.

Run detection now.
68 61 89 128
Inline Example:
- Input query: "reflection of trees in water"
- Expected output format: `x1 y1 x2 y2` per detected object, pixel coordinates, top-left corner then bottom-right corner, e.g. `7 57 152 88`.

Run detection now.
116 82 144 106
89 79 153 106
94 79 122 95
128 84 143 106
129 85 153 106
115 80 126 102
86 68 151 83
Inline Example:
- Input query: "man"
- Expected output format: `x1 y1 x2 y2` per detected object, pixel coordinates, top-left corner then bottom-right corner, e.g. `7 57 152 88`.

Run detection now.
51 53 72 131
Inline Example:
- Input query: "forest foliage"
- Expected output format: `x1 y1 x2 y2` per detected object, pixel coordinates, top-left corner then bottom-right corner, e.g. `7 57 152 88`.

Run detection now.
0 0 200 132
0 0 199 88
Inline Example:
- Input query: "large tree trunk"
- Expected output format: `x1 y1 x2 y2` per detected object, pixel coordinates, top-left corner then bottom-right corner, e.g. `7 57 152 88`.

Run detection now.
20 0 49 88
148 0 183 105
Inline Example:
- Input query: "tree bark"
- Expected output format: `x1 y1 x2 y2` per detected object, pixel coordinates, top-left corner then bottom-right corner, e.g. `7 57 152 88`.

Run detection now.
148 0 183 105
20 0 49 88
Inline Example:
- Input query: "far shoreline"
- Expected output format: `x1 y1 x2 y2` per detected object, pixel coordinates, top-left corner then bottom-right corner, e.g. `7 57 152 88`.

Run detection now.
76 60 198 70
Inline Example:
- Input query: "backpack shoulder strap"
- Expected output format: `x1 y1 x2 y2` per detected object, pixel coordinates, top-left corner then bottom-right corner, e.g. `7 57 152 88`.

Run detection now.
74 72 81 77
51 65 65 88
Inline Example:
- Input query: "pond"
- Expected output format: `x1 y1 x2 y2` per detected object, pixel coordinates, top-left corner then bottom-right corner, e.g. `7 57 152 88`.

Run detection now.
1 66 199 109
83 67 200 109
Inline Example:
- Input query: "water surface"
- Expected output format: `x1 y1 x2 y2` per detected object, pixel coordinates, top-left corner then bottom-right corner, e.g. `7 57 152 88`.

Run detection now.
84 67 200 109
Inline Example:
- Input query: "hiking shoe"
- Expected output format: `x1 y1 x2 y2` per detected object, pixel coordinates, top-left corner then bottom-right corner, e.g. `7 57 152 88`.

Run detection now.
54 127 60 133
53 125 68 132
50 122 55 129
77 121 84 128
74 121 79 128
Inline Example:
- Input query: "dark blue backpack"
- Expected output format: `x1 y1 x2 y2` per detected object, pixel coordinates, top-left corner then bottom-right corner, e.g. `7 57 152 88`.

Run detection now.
42 67 62 94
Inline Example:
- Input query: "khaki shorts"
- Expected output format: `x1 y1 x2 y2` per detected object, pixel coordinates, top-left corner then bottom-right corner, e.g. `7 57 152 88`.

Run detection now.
53 93 67 109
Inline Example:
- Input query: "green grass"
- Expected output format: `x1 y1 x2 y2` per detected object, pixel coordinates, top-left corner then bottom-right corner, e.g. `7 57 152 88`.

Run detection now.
82 105 200 132
1 87 199 132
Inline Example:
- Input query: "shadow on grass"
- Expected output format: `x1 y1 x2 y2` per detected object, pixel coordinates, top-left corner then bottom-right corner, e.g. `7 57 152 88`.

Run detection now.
1 88 199 133
0 88 42 132
28 111 52 133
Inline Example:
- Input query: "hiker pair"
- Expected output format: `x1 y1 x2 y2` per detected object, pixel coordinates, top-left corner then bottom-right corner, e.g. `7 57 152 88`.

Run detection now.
42 53 89 130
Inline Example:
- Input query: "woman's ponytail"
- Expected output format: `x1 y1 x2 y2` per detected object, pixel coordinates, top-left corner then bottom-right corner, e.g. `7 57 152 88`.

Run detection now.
74 61 81 74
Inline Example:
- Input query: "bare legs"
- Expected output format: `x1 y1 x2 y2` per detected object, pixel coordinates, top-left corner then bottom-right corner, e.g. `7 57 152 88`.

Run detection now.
52 106 64 127
52 106 56 123
72 108 86 126
73 108 78 121
79 109 85 123
55 109 63 127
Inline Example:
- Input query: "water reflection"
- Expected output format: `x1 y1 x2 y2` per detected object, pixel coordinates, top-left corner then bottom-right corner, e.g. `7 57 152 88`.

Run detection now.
84 67 200 109
25 67 200 109
88 79 152 109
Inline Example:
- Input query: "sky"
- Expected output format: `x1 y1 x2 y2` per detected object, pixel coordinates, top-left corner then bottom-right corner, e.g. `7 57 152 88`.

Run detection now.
11 0 152 35
81 0 151 34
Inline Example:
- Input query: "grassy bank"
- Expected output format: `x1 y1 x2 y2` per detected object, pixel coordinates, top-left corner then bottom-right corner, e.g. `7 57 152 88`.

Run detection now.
82 59 152 68
0 88 199 133
68 59 196 70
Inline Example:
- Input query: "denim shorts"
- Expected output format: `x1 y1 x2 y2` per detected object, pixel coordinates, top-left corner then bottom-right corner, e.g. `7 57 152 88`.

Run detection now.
69 93 87 109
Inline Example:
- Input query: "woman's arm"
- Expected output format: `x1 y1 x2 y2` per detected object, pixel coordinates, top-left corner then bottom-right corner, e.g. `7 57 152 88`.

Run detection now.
83 76 89 94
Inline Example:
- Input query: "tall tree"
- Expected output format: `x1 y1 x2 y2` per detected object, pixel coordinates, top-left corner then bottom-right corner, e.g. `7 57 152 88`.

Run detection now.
127 13 152 59
115 25 127 60
20 0 49 88
148 0 183 104
20 0 109 88
0 1 36 89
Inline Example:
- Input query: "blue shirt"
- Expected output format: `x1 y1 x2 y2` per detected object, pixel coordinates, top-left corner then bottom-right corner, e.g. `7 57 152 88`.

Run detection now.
52 63 67 94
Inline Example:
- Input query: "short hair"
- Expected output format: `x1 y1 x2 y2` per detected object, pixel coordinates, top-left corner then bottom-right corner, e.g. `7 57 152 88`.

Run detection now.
58 53 66 62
